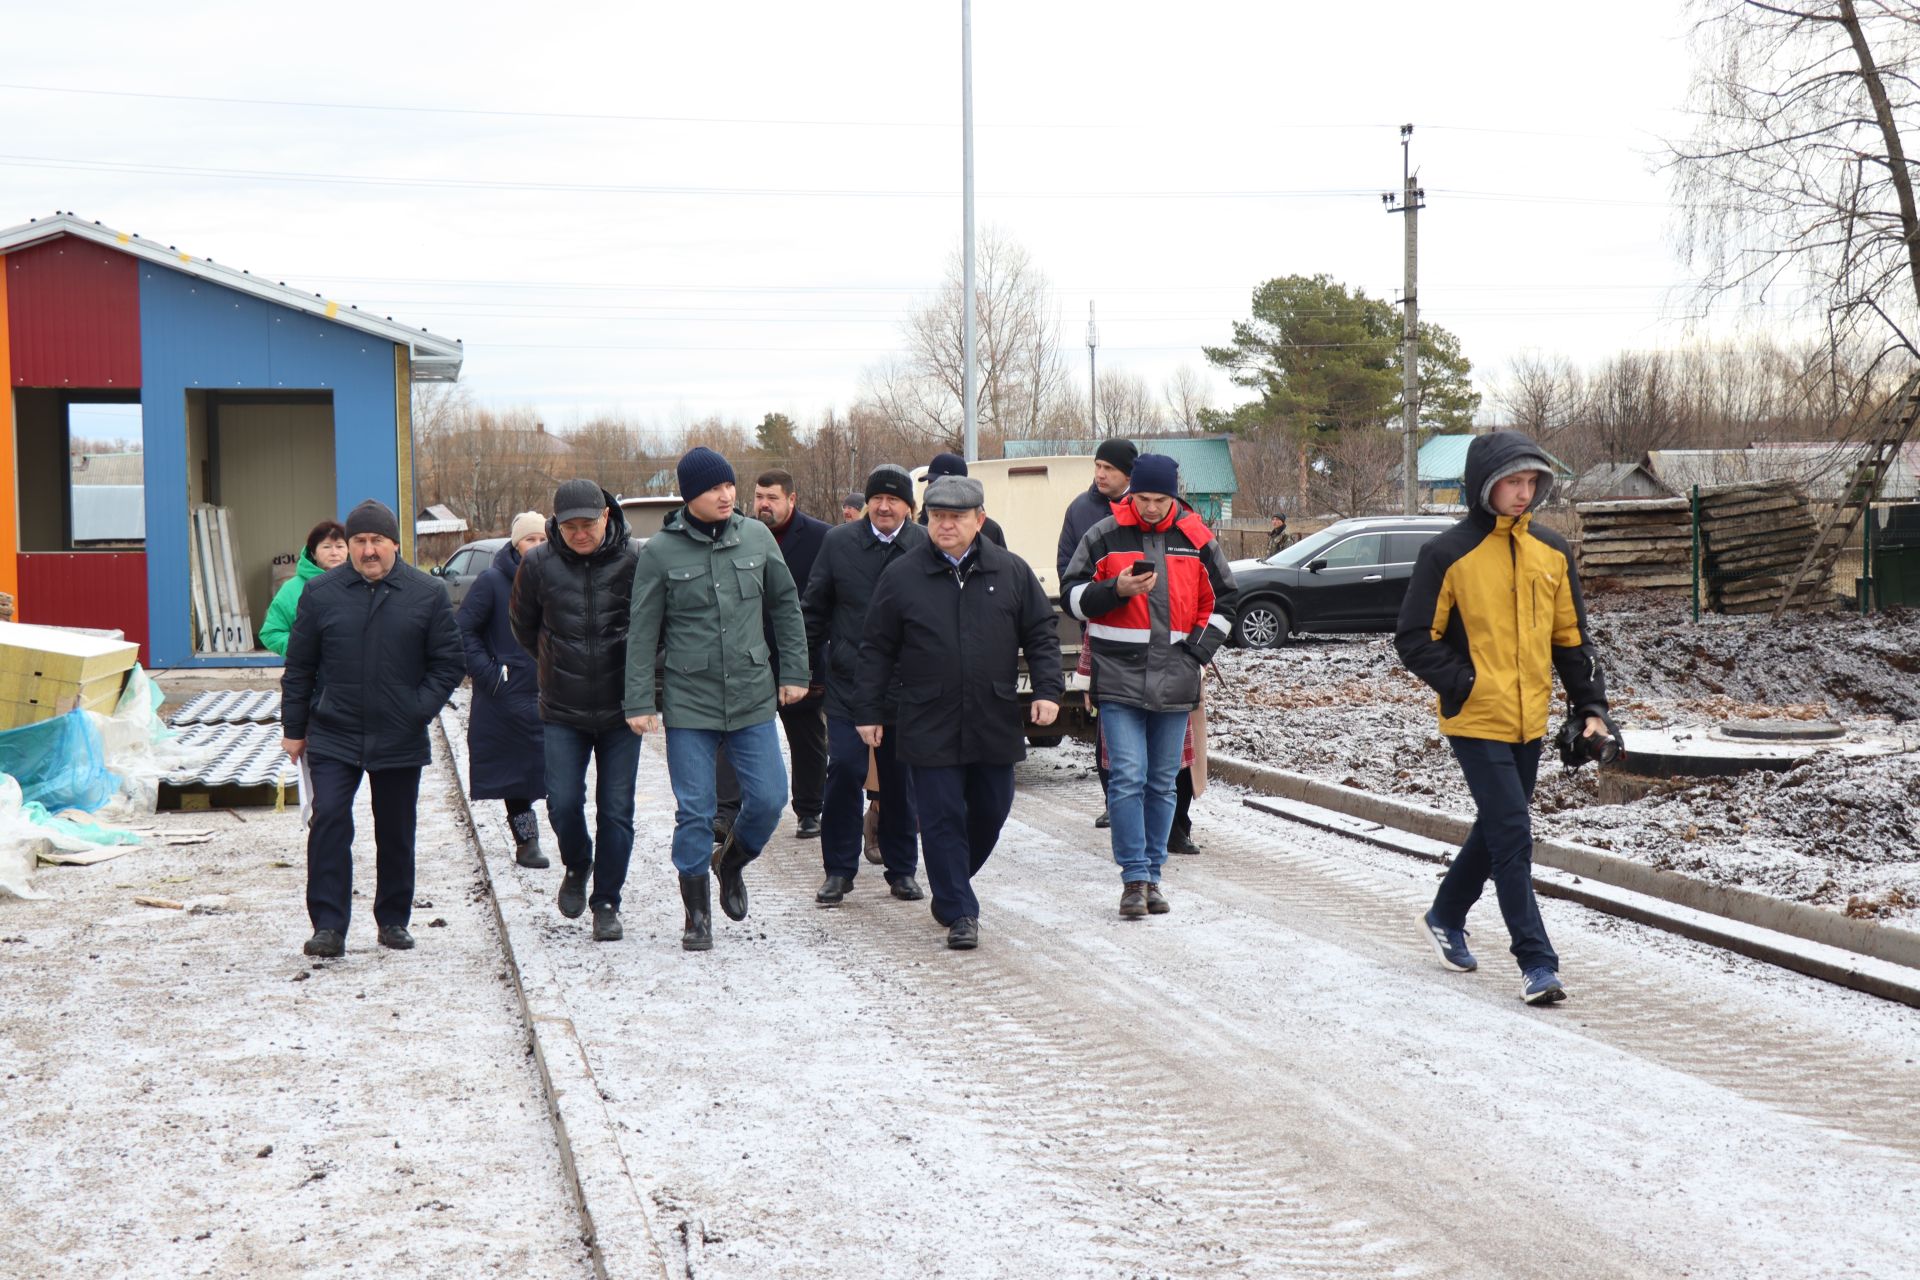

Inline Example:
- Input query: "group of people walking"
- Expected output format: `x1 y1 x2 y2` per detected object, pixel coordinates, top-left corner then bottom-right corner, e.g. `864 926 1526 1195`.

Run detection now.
277 428 1612 1003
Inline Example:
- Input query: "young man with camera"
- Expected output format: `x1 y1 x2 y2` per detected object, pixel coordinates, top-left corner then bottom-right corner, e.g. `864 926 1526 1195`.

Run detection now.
1395 431 1617 1005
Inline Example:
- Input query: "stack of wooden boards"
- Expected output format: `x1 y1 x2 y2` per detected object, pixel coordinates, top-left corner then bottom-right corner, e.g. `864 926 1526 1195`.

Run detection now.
1573 481 1832 614
0 622 139 730
189 504 253 653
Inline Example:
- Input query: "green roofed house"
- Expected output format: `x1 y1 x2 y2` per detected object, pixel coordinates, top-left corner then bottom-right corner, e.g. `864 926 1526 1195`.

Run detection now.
1417 433 1572 508
1002 436 1239 523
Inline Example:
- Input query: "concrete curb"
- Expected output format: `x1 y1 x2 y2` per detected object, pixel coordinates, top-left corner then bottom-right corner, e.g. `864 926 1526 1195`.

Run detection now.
1210 753 1920 994
433 712 674 1280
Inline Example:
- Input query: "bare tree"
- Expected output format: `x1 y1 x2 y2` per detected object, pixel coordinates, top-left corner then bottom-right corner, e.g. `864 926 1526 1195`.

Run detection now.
1094 369 1164 434
1309 427 1405 517
1163 365 1213 432
1497 352 1585 448
1671 0 1920 389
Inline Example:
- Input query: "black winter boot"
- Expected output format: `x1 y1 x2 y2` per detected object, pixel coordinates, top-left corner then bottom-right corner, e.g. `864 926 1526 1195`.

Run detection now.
509 810 548 868
679 874 713 952
713 831 760 922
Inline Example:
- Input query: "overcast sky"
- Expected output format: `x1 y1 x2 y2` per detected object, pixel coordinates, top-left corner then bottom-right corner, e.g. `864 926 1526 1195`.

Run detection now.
4 1 1778 433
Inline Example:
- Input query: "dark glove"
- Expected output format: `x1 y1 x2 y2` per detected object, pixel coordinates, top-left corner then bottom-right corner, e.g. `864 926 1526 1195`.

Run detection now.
1554 708 1622 769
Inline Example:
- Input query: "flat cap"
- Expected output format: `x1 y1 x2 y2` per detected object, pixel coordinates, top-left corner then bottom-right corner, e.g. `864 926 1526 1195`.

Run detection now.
923 475 985 511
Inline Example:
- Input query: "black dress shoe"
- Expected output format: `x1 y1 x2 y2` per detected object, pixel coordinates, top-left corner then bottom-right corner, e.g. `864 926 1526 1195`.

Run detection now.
796 815 822 839
816 875 853 905
1167 831 1201 856
887 875 925 902
1145 883 1170 915
713 832 757 921
679 874 713 952
557 866 589 919
591 905 624 941
302 929 344 958
1094 808 1111 829
947 917 979 950
377 925 415 951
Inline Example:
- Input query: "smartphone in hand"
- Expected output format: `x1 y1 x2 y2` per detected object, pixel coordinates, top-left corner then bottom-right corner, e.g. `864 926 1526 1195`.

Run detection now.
1128 560 1157 577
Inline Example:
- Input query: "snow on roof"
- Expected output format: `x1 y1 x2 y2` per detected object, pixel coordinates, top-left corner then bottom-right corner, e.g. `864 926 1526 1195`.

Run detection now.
0 212 464 381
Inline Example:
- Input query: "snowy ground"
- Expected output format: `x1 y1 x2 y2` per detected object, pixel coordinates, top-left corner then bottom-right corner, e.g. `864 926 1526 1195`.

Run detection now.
449 691 1919 1280
0 761 591 1279
1207 595 1920 925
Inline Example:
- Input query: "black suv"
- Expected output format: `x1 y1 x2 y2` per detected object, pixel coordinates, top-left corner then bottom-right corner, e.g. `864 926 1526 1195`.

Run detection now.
1227 516 1455 648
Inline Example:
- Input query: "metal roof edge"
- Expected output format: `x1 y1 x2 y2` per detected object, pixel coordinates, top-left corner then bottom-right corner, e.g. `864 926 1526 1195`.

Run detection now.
0 212 464 381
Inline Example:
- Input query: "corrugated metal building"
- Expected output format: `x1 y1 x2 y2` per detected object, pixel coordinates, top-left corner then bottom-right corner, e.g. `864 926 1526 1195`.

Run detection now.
0 213 462 665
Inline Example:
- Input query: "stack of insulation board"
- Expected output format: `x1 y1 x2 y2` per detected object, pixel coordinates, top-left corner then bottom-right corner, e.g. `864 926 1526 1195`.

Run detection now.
0 622 138 729
1697 481 1829 615
1572 496 1695 590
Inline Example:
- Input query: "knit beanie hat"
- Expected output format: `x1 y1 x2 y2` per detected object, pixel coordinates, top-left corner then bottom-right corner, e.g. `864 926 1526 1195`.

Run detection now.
1095 438 1138 476
927 452 969 479
864 463 915 507
842 491 865 511
509 511 545 545
344 499 400 543
1128 453 1179 498
677 446 737 500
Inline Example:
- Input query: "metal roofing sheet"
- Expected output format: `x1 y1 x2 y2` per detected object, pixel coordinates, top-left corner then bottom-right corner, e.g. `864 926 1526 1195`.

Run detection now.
169 689 281 726
165 722 295 788
5 237 142 387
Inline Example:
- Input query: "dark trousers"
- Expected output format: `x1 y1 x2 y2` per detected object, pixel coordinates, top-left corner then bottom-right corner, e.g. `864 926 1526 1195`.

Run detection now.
305 758 422 935
1433 736 1559 974
717 694 827 827
822 715 918 882
910 762 1014 924
1171 767 1193 842
544 721 643 912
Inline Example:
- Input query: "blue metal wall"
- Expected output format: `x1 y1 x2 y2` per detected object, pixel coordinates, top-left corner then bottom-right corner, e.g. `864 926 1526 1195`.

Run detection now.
138 266 400 667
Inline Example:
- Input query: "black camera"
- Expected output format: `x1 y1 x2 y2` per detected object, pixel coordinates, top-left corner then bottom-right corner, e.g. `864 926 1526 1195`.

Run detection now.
1554 710 1622 769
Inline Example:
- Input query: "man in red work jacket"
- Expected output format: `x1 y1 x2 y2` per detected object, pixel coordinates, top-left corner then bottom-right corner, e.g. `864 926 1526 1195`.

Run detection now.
1060 454 1237 919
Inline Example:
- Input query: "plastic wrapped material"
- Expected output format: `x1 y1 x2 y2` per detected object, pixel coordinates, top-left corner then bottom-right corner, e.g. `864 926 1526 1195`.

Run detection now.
0 774 141 898
0 706 118 813
93 667 220 818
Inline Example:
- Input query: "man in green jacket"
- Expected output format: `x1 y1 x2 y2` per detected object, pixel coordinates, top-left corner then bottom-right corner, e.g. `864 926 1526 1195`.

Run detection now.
625 447 810 951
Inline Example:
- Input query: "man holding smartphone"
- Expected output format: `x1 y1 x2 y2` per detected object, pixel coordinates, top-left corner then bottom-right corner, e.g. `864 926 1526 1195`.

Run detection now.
1060 455 1237 918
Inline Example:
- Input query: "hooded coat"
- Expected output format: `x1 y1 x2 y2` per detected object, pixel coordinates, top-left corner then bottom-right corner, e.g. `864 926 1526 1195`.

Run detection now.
259 548 325 657
509 493 641 734
457 541 546 799
1394 430 1608 743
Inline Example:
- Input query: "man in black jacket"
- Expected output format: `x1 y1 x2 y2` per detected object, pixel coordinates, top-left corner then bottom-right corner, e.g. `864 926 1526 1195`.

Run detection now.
509 479 642 942
282 499 464 958
1055 437 1136 829
715 468 832 841
855 475 1064 950
801 464 928 906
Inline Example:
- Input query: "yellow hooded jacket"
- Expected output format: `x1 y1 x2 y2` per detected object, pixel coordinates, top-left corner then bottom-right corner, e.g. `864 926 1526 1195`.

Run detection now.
1394 431 1608 744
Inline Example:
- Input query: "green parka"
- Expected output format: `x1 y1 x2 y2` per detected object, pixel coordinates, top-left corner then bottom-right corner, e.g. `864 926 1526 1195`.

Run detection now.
260 549 326 657
624 508 810 730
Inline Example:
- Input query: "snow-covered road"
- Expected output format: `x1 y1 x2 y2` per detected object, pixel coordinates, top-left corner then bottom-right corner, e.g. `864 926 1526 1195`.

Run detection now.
458 715 1920 1280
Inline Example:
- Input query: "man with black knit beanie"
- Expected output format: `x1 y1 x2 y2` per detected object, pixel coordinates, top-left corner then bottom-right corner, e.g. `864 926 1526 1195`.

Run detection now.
916 453 1006 547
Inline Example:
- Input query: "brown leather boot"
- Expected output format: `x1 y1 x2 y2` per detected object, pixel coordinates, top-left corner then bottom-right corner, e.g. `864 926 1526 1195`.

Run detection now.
1145 883 1169 915
1119 882 1148 919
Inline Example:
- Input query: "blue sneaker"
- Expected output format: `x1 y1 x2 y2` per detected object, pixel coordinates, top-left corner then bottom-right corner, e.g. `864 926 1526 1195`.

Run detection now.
1521 968 1567 1005
1419 910 1477 972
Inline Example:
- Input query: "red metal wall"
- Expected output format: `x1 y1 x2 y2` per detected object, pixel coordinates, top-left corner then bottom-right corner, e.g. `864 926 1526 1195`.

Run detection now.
16 554 149 663
7 237 141 388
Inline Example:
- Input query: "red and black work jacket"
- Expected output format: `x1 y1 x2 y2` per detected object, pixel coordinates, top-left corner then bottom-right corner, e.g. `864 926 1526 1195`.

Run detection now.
1060 498 1238 712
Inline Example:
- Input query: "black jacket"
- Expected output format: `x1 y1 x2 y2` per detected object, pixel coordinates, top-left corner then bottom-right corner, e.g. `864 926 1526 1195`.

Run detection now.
1057 483 1118 583
281 558 464 771
768 509 832 682
509 493 641 733
854 535 1064 767
801 518 930 723
457 541 545 800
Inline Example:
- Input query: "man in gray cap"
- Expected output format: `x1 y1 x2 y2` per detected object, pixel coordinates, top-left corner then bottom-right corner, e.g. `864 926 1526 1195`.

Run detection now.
854 474 1063 950
510 478 642 942
282 498 464 958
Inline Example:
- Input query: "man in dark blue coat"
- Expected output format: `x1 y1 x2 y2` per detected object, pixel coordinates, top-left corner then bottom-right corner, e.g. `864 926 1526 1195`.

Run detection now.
457 512 549 868
714 468 832 841
282 499 465 958
801 463 928 906
855 475 1064 950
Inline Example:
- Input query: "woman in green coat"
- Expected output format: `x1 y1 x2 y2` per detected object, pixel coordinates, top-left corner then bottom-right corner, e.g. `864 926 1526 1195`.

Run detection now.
260 520 349 656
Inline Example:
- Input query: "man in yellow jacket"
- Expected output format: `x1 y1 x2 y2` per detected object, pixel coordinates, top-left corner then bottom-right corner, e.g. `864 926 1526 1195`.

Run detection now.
1395 430 1613 1005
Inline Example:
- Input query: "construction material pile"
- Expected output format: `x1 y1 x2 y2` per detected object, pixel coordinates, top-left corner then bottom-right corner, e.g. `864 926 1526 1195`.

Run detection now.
0 622 139 731
1574 481 1830 614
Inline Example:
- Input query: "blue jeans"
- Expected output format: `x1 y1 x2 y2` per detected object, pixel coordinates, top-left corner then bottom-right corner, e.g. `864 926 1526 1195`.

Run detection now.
665 719 787 876
544 722 643 911
1099 702 1188 884
1433 736 1558 974
822 715 919 882
910 762 1014 924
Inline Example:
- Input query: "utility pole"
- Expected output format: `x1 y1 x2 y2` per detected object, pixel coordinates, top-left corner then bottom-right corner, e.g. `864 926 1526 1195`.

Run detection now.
1086 301 1099 435
960 0 979 461
1382 124 1425 515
